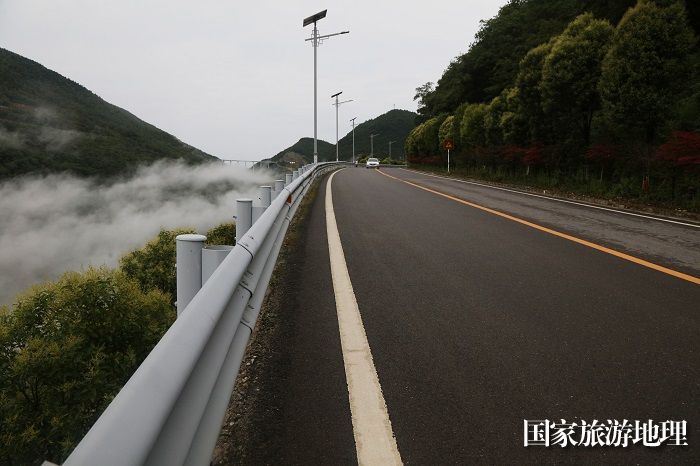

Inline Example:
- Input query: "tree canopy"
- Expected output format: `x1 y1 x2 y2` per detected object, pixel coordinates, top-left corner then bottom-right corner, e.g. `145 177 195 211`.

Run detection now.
599 0 696 145
119 228 195 304
540 14 614 153
406 0 699 209
0 268 173 464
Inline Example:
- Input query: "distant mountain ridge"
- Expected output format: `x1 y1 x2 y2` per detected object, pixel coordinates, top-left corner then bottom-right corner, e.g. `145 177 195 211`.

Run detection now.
264 109 417 166
269 137 336 165
336 109 416 160
0 47 215 179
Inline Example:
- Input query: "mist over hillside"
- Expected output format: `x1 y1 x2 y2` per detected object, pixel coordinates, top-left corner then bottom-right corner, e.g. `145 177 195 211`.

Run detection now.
0 161 271 305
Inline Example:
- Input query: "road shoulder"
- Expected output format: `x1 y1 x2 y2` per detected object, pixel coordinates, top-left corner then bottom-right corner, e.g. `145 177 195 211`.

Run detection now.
213 173 356 465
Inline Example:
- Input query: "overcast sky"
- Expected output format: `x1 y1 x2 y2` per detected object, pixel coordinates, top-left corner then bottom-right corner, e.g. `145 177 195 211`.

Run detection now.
0 1 506 161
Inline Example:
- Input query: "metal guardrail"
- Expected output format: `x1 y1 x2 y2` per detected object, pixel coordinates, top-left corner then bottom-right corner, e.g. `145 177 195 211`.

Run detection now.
64 162 346 466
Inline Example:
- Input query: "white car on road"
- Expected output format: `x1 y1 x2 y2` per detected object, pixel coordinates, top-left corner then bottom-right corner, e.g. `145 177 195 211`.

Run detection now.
366 157 380 168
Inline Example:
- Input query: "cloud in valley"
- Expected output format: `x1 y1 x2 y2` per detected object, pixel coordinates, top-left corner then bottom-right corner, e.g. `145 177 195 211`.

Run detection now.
0 161 273 305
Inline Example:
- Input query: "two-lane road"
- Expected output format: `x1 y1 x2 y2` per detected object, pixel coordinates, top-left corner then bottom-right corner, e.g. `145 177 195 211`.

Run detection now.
228 166 699 465
380 168 700 278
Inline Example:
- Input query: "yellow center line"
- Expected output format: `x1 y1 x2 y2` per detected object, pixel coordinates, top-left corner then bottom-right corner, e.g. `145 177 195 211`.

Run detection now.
377 169 700 286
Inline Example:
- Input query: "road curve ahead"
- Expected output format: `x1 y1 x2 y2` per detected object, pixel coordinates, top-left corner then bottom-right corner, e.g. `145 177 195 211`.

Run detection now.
236 167 699 465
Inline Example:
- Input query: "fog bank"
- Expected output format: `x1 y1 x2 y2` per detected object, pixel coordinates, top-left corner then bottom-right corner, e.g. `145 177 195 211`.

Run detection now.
0 161 272 305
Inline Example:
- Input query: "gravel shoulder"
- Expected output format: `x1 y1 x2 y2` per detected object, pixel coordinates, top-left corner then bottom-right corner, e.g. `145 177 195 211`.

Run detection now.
212 171 355 465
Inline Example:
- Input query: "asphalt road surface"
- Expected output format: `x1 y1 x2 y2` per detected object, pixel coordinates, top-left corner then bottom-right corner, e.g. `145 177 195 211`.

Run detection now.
233 167 699 465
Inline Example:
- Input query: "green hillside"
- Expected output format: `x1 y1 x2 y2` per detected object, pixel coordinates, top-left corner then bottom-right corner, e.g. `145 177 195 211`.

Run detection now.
265 109 417 166
0 48 215 179
407 0 700 211
415 0 699 120
269 137 336 165
336 109 416 160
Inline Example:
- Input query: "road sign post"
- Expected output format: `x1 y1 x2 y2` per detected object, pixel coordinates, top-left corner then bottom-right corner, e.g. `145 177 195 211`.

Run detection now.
443 139 454 173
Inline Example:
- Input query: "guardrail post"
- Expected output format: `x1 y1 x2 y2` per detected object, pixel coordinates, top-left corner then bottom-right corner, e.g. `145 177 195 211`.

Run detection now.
252 186 272 223
201 245 234 284
259 185 272 207
235 199 253 243
176 234 207 316
274 179 284 197
285 173 293 186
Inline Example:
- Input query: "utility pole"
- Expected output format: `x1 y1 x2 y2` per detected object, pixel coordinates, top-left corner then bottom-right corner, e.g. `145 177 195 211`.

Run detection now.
332 91 353 162
303 10 349 164
370 133 379 157
350 117 357 163
389 140 396 159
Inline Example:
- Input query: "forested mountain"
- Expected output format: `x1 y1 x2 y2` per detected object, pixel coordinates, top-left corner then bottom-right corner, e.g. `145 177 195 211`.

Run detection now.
336 109 416 160
415 0 699 120
0 48 214 179
265 109 417 165
407 0 700 210
268 137 336 165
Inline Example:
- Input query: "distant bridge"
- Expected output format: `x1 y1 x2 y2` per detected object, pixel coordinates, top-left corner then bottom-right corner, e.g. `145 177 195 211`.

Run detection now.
220 159 278 169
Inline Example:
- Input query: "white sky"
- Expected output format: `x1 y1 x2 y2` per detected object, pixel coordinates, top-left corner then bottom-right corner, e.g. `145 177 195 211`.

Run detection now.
0 1 506 161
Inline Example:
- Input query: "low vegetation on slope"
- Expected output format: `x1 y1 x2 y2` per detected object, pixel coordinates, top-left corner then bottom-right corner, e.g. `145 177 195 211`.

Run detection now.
0 267 173 464
0 223 235 464
0 48 214 180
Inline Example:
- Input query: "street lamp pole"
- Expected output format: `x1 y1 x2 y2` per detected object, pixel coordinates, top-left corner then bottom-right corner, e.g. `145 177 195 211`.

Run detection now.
370 133 379 157
389 140 396 159
313 24 318 164
303 10 349 164
332 92 353 162
350 117 357 163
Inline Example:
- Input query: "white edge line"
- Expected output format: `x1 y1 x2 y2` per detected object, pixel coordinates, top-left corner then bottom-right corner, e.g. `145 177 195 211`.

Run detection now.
398 168 700 229
326 170 403 466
